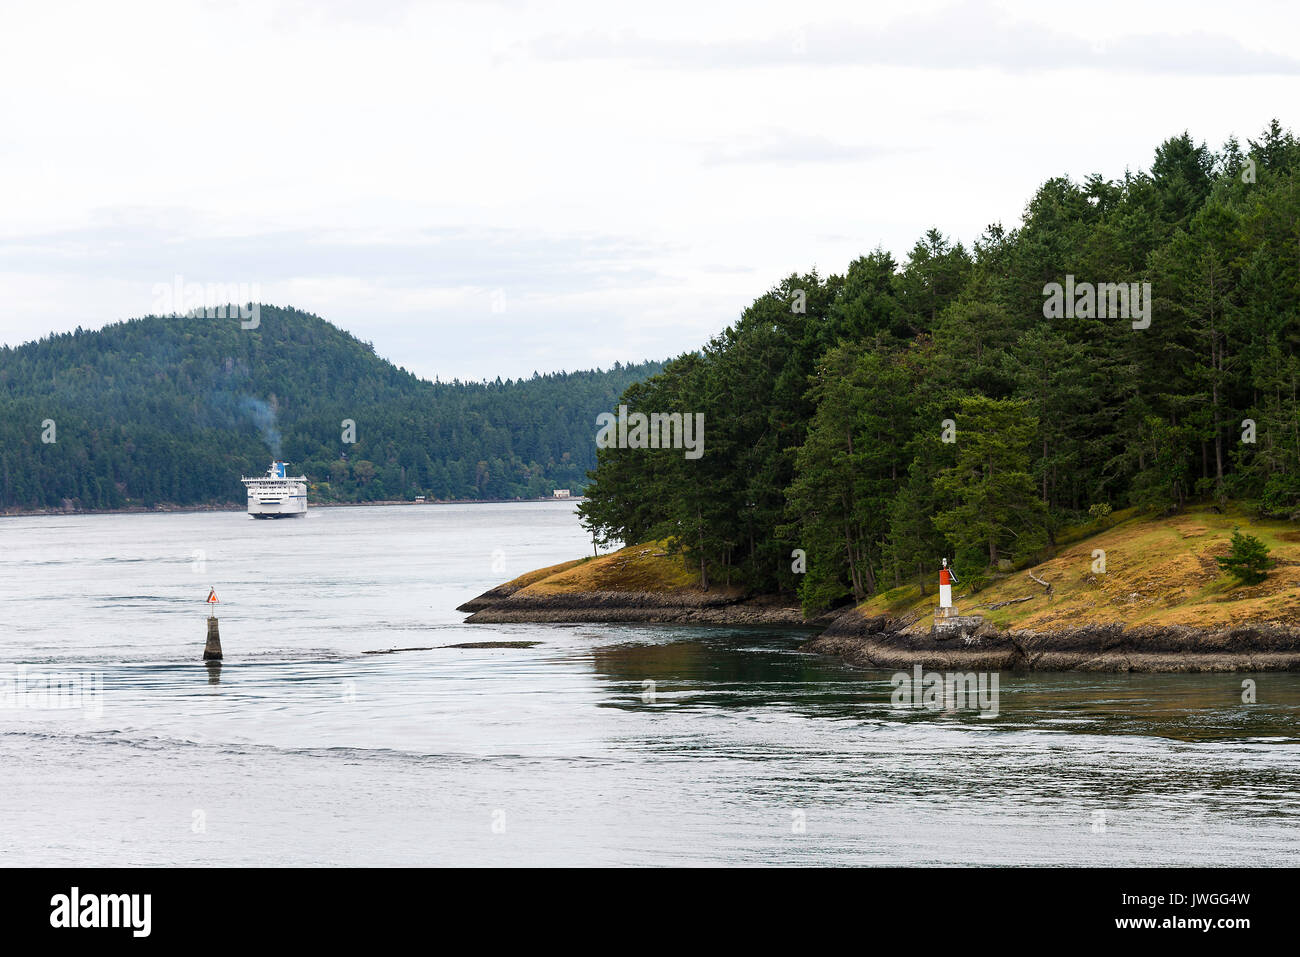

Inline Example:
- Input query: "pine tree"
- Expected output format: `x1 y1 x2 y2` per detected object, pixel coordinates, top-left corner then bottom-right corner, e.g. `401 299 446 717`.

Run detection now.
1216 528 1271 586
932 396 1048 567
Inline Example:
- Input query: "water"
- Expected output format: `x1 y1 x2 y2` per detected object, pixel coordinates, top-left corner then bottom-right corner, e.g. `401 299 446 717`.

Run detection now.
2 502 1298 866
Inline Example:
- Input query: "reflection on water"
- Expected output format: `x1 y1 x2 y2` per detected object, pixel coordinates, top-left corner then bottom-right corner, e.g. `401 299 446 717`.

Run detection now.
592 631 1300 743
1 504 1298 866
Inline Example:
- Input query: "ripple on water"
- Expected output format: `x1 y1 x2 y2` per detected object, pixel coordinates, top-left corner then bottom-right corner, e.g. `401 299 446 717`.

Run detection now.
4 503 1300 865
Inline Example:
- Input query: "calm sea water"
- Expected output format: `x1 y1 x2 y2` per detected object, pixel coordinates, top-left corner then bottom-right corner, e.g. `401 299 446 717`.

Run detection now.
2 501 1298 866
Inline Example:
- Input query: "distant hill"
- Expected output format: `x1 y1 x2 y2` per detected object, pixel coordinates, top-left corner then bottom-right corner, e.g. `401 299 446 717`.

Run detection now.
0 306 663 510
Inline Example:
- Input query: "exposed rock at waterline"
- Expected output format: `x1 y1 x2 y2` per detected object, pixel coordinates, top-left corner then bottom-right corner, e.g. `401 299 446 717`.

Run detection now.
458 588 810 626
803 605 1300 672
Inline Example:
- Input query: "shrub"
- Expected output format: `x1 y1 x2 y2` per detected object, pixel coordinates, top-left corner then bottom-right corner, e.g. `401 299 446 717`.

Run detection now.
1216 528 1271 586
1088 502 1112 524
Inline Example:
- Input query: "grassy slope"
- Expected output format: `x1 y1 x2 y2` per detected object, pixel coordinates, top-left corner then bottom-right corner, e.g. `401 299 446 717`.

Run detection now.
864 506 1300 631
500 542 725 597
493 507 1299 629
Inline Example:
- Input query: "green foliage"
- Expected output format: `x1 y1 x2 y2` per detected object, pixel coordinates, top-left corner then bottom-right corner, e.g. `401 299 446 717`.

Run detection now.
0 307 662 508
933 396 1048 567
783 337 916 611
14 118 1300 615
579 119 1300 607
1260 471 1300 519
882 439 948 595
1216 528 1272 586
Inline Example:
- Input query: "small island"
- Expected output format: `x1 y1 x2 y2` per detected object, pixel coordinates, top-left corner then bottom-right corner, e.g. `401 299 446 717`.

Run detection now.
459 124 1300 676
458 544 811 627
461 506 1300 672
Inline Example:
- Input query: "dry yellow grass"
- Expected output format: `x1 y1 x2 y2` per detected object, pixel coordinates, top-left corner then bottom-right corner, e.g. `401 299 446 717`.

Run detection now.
863 506 1300 631
499 557 590 591
512 541 713 596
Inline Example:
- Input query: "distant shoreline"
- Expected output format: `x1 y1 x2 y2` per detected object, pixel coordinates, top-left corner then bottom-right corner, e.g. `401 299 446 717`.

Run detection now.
0 496 585 519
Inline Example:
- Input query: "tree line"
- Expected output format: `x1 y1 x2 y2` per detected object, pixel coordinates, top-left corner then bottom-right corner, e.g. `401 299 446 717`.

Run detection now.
579 121 1300 612
0 305 661 509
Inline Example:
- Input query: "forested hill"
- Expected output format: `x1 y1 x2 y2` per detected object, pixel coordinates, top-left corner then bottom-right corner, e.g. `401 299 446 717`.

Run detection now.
579 120 1300 613
0 306 662 509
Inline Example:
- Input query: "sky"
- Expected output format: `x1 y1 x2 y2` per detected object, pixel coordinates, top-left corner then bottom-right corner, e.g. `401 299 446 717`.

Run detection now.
2 0 1300 381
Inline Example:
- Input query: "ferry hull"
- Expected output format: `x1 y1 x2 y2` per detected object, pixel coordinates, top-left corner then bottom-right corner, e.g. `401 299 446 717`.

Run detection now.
242 462 309 518
247 489 307 517
249 500 308 518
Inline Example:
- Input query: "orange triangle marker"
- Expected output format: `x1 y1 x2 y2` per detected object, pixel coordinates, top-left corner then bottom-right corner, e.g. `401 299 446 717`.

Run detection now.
207 588 219 604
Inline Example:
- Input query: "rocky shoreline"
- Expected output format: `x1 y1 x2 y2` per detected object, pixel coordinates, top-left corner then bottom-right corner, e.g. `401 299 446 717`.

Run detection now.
804 607 1300 673
457 587 813 626
459 585 1300 671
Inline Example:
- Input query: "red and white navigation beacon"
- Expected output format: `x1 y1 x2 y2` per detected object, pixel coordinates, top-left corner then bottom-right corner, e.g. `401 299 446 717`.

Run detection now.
933 560 981 637
206 587 219 607
937 559 957 619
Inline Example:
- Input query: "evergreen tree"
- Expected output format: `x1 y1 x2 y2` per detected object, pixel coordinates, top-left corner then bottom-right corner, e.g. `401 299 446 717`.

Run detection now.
932 396 1048 567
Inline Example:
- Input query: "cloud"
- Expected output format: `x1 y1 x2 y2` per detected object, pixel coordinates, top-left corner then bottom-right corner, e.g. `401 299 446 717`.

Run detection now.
5 0 1297 382
0 208 713 381
702 131 903 166
0 213 673 293
529 1 1300 76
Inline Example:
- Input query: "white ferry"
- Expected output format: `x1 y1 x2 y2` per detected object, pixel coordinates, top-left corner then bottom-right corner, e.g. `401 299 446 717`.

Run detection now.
241 461 308 518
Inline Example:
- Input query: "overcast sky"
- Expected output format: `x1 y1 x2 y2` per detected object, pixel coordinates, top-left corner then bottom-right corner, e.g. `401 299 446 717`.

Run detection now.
3 0 1299 381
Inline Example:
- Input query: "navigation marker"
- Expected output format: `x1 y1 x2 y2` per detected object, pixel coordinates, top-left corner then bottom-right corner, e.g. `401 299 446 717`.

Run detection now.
203 587 223 661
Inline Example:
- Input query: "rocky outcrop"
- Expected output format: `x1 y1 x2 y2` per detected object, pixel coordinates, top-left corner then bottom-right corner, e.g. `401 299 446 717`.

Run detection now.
459 558 1300 670
457 588 811 626
804 606 1300 672
455 583 526 614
